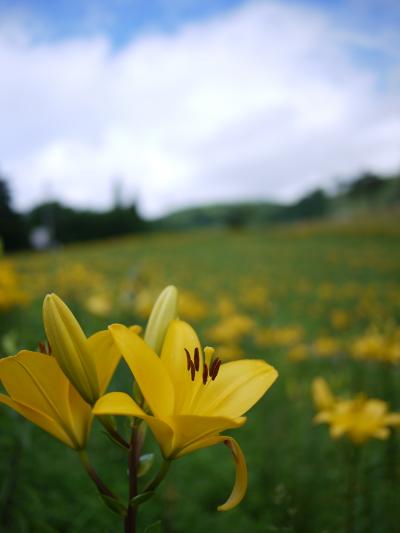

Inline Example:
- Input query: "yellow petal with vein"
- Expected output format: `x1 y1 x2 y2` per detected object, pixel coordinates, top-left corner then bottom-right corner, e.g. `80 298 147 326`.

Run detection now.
67 385 93 448
109 324 174 418
197 359 278 418
168 414 245 456
0 350 71 422
0 393 74 448
93 392 174 457
161 320 202 412
87 330 121 393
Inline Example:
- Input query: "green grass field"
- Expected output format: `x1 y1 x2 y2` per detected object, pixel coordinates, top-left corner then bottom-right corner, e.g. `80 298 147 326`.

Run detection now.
1 218 400 532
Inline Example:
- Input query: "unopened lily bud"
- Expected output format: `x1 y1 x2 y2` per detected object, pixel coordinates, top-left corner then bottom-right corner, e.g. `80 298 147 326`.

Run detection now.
43 293 100 404
144 285 178 354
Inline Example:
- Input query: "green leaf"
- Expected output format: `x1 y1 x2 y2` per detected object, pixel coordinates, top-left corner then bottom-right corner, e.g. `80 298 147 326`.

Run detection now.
99 494 127 516
138 453 154 477
129 491 155 508
144 520 162 532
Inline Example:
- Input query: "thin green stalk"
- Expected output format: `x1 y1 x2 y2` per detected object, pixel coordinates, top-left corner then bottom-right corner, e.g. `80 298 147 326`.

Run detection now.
78 450 117 500
125 420 145 533
98 415 130 449
143 459 171 493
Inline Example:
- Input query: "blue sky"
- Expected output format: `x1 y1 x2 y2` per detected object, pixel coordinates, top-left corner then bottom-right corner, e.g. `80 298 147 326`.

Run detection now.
0 0 399 215
2 0 399 45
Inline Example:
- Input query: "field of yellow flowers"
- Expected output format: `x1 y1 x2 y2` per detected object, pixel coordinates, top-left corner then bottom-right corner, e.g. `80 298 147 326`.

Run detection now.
1 217 400 532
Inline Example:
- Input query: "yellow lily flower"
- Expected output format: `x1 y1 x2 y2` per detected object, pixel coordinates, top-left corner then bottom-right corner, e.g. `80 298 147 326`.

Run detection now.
43 293 121 404
312 378 400 444
0 350 92 449
93 320 278 511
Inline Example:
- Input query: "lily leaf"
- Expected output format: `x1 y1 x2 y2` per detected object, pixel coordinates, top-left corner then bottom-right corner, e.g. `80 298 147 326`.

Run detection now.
99 494 127 516
129 491 155 507
144 520 162 532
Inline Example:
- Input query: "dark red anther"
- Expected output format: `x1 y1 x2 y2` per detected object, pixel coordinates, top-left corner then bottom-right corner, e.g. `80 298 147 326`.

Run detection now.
194 347 200 371
190 360 196 381
38 341 51 355
202 363 208 385
184 348 192 370
38 341 46 354
211 359 222 380
209 358 218 378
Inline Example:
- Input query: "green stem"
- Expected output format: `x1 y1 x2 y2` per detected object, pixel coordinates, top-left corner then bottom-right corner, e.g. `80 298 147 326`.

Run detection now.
125 421 145 533
143 459 171 493
78 450 116 499
98 415 130 449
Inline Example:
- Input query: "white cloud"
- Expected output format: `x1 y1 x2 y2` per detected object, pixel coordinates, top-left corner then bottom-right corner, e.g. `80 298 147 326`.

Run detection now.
0 0 399 217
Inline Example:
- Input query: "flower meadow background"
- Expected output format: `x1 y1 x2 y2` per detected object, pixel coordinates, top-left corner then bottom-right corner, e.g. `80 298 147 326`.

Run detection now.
1 214 400 532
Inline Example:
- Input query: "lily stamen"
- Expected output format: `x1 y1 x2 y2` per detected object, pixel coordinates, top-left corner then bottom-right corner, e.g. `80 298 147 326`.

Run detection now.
210 358 222 381
184 347 222 385
190 361 196 381
202 363 208 385
184 348 191 371
194 347 200 371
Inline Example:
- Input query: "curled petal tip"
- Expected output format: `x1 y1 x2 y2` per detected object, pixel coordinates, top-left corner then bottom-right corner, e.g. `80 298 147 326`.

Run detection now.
217 437 247 512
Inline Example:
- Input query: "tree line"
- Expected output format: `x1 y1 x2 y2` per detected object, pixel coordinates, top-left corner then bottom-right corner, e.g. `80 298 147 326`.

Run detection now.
1 172 399 253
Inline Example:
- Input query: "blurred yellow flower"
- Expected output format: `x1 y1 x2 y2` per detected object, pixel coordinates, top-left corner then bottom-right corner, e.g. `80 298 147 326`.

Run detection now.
85 292 112 317
330 309 350 330
312 378 400 444
313 336 340 358
94 319 278 511
288 344 308 362
256 326 304 348
178 290 208 321
0 261 30 310
351 328 400 364
0 350 92 449
207 314 255 344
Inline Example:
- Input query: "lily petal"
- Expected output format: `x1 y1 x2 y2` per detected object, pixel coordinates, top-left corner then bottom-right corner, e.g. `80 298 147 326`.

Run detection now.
87 330 121 393
176 435 247 511
0 350 71 422
109 324 174 418
66 385 93 448
0 393 75 448
168 414 246 456
197 359 278 418
93 391 147 417
93 391 174 457
161 320 203 412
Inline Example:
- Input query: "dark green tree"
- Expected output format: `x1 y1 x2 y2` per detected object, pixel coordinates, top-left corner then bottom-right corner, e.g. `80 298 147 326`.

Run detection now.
0 178 29 252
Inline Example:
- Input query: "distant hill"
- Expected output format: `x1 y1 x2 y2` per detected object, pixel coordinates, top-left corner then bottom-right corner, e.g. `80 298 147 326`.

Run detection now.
154 172 400 231
2 170 399 252
153 201 281 230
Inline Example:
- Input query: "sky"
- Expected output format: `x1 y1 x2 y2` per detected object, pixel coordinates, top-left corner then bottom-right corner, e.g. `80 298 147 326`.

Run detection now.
0 0 399 217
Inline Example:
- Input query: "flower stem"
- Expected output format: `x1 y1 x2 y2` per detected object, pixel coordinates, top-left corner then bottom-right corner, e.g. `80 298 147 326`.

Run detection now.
78 450 116 499
143 459 171 493
98 415 130 449
125 421 144 533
